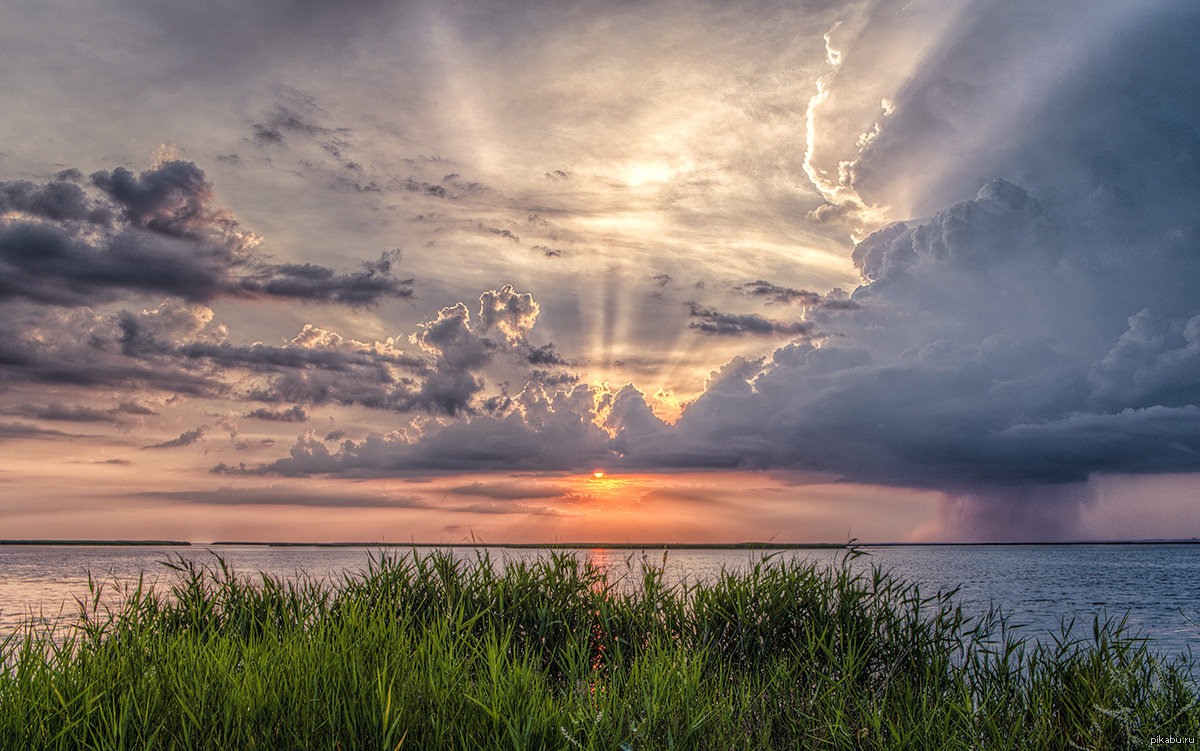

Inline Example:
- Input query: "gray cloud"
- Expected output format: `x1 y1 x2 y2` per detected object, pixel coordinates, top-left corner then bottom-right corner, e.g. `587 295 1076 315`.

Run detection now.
686 303 815 338
0 177 102 223
447 481 570 501
134 487 429 510
735 280 858 310
0 304 227 395
3 402 118 423
251 105 337 146
0 421 81 440
144 426 206 449
244 405 308 423
0 161 413 307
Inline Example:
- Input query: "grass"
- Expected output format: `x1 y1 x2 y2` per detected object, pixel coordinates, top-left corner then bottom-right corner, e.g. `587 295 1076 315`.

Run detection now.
1 547 1196 750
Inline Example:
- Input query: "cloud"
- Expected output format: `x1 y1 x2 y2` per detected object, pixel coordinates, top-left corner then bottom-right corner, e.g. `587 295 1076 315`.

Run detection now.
244 405 308 422
3 402 118 423
225 383 614 476
0 303 226 394
0 421 81 440
144 426 206 449
2 399 156 422
0 161 413 307
28 284 570 421
0 176 101 223
686 303 815 338
478 285 538 343
735 280 858 310
116 401 158 416
251 105 336 146
1088 311 1200 411
447 480 570 501
134 487 429 510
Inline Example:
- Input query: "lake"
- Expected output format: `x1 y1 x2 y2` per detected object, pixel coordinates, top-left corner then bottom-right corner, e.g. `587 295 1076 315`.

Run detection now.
2 543 1197 661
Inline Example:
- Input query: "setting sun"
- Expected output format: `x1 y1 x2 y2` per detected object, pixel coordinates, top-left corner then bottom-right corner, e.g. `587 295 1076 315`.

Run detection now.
593 471 605 478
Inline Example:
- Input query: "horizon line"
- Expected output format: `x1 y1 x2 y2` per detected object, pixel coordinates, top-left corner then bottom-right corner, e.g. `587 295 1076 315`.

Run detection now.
4 539 1200 548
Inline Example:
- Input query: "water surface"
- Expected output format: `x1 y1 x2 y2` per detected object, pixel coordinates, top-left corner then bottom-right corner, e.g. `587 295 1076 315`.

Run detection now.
1 543 1196 660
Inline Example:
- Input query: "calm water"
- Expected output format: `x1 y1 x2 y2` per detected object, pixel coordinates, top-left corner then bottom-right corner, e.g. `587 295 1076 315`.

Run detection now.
1 544 1197 660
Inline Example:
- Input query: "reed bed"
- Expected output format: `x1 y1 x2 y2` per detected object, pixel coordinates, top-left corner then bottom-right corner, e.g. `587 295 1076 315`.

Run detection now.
0 548 1195 750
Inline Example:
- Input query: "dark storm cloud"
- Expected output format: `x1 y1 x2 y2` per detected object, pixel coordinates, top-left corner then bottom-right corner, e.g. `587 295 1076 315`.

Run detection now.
144 426 206 449
850 180 1053 290
686 303 814 338
244 405 308 423
0 162 413 307
1088 311 1200 411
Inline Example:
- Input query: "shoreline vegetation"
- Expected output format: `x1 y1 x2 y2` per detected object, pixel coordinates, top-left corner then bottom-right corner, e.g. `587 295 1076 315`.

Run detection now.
2 549 1196 749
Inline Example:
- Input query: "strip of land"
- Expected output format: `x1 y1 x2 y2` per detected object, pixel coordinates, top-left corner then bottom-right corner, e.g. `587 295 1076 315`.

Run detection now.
2 538 1198 547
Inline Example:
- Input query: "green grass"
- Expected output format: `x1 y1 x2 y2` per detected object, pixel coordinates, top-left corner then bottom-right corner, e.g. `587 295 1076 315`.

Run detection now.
1 548 1195 750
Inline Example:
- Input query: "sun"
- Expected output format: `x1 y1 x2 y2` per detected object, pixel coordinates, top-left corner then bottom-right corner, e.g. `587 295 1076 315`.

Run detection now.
593 471 605 478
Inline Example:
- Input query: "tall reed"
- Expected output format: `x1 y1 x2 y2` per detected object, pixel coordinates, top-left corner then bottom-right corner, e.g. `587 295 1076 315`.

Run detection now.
1 548 1195 749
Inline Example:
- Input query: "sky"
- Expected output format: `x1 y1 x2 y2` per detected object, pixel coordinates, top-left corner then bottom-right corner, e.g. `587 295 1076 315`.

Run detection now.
1 0 1198 544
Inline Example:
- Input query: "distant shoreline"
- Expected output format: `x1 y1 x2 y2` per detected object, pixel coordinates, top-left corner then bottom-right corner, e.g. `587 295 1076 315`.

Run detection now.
0 540 192 547
3 539 1200 548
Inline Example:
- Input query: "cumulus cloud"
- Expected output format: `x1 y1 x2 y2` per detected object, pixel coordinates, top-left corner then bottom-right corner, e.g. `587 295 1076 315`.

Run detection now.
478 285 538 343
0 161 413 307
